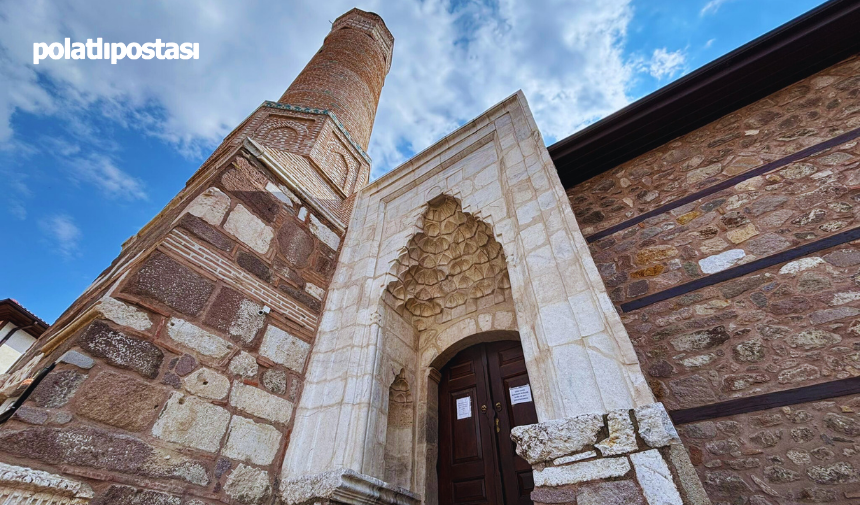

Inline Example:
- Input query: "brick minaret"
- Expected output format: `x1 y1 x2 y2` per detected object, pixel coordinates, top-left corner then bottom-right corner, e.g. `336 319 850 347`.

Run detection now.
279 9 394 151
0 9 394 505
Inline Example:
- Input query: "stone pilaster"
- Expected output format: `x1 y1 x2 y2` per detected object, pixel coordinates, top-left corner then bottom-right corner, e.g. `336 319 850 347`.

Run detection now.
511 402 710 505
281 468 420 505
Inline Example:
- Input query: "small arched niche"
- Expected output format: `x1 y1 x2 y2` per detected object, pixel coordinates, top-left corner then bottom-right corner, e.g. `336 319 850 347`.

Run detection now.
384 369 414 490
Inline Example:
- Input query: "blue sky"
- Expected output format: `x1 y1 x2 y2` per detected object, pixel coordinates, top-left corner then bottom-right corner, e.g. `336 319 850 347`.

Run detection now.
0 0 827 323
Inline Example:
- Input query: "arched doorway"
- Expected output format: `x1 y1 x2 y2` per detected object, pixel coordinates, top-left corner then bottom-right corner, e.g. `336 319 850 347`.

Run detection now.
437 340 538 505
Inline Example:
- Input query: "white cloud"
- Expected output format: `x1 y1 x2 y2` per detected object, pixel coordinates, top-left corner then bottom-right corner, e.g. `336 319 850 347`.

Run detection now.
39 214 82 258
70 154 148 201
646 48 686 80
701 0 736 16
0 0 677 180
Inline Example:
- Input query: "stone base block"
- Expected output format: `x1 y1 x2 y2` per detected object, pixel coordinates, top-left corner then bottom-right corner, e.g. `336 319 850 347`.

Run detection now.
281 468 420 505
0 462 94 504
511 402 711 505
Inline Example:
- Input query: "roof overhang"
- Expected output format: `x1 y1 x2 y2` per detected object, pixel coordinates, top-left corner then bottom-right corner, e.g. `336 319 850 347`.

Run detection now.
549 0 860 188
0 299 49 336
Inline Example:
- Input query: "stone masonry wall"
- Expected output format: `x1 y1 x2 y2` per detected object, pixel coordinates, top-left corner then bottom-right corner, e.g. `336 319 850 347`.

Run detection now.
0 150 345 505
565 54 860 504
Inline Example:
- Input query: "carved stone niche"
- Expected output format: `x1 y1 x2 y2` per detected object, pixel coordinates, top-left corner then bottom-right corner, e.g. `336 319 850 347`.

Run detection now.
510 403 711 505
281 468 420 505
0 462 94 504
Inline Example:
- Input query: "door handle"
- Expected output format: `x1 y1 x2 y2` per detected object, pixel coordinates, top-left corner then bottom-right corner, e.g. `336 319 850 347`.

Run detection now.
495 417 500 433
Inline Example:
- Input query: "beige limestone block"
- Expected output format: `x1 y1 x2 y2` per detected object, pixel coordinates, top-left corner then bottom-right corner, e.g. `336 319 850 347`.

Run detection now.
98 297 152 332
184 367 230 400
229 351 259 378
185 187 230 226
224 204 273 254
224 463 272 505
152 392 230 452
222 415 282 466
259 325 311 373
634 403 681 448
533 457 631 487
629 450 684 505
595 409 638 456
309 214 341 250
726 223 759 244
166 317 234 359
510 414 603 464
230 381 294 424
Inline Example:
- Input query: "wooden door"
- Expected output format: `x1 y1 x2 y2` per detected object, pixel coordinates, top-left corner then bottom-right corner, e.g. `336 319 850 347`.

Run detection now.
438 341 537 505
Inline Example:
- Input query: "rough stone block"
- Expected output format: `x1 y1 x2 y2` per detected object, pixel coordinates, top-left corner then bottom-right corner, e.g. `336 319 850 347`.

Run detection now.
224 204 274 254
178 213 235 252
510 414 603 464
595 409 638 456
58 350 94 369
237 251 272 282
309 214 341 250
91 485 180 505
184 186 230 226
259 325 311 373
698 249 745 274
634 403 681 448
277 220 316 268
533 457 631 487
183 367 230 400
30 369 87 408
577 480 645 505
125 251 215 316
166 317 234 359
98 296 153 332
230 381 293 424
151 392 230 452
229 351 259 378
78 321 164 379
75 370 168 431
222 415 282 466
224 463 272 505
629 449 683 505
262 368 287 394
203 287 266 344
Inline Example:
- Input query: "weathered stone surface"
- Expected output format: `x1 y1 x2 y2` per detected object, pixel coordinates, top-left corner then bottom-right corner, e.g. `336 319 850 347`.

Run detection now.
635 245 678 265
668 375 717 406
733 338 765 362
777 364 821 384
278 282 322 313
277 220 316 268
699 249 745 274
763 465 800 483
224 204 274 254
178 213 234 252
14 405 49 424
79 321 164 379
576 480 645 505
91 485 180 505
595 409 637 456
510 414 603 464
98 297 153 332
202 287 266 344
237 251 271 282
229 351 259 377
75 370 167 431
635 403 681 447
184 186 230 226
309 214 341 251
259 325 311 372
629 449 683 505
786 329 841 350
174 354 197 376
824 413 860 436
823 249 860 267
810 306 860 324
704 470 752 496
125 251 214 316
166 317 234 359
779 256 825 275
0 461 94 499
0 425 151 473
670 326 730 352
229 381 293 424
58 350 94 369
222 415 282 466
533 457 630 487
30 369 87 408
151 392 231 452
806 462 858 484
183 367 230 400
719 274 767 298
224 463 272 505
262 368 287 394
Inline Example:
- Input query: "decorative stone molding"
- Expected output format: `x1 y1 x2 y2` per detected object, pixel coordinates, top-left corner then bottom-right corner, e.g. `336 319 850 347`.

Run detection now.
511 402 710 505
0 462 93 504
281 468 420 505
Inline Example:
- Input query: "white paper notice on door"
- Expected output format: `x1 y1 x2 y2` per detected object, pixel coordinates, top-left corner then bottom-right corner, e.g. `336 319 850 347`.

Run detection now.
509 384 533 405
456 397 472 420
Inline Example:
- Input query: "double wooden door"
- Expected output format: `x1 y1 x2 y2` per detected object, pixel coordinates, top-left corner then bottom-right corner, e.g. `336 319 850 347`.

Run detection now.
438 341 538 505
